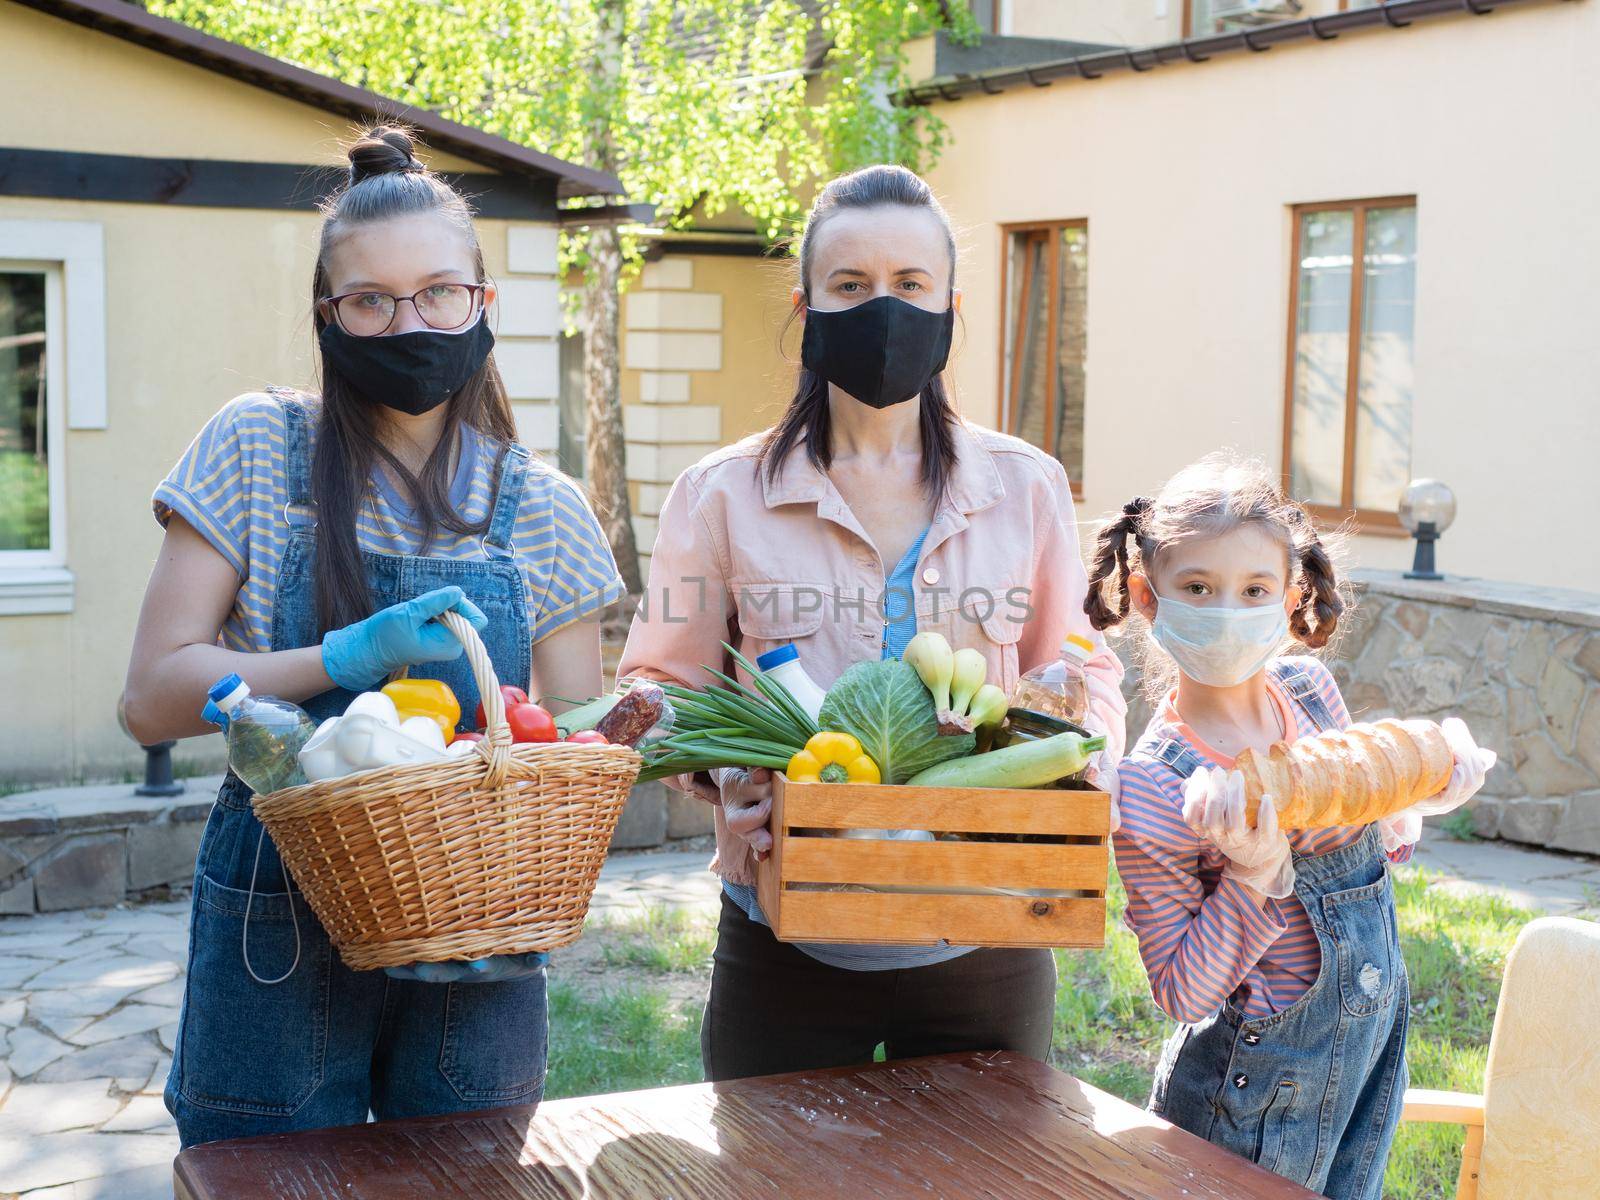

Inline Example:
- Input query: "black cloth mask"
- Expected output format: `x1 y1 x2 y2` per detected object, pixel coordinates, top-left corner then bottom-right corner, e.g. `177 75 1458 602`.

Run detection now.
318 315 494 416
800 295 955 409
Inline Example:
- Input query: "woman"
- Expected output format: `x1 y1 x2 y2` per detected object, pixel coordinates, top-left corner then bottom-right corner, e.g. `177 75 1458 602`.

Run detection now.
619 164 1127 1080
123 126 622 1146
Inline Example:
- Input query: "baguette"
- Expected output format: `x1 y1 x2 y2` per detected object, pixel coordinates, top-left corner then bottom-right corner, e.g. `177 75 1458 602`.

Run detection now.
1236 718 1454 829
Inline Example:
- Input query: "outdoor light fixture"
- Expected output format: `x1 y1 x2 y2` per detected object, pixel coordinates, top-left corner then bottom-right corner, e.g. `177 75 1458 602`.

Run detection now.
1398 478 1457 581
117 694 184 798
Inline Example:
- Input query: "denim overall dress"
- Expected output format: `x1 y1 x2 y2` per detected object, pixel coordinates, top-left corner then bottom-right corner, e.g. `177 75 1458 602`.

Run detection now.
1139 662 1409 1200
166 397 548 1148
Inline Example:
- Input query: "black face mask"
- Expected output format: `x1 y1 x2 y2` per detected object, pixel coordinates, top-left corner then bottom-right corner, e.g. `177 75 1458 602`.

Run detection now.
800 295 955 409
318 315 494 416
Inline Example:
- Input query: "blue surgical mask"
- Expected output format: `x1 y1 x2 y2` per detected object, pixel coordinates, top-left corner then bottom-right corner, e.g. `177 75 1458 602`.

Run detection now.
1150 593 1289 687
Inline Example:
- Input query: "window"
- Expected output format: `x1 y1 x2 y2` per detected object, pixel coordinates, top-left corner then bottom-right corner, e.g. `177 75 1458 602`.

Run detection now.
967 0 999 33
1283 198 1417 524
999 221 1088 492
1185 0 1305 37
0 267 62 563
0 220 103 615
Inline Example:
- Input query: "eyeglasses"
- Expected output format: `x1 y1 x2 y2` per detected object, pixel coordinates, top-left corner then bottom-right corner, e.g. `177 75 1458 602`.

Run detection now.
320 283 487 338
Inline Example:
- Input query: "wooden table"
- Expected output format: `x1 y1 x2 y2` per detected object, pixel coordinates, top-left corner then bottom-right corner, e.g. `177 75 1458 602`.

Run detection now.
174 1052 1320 1199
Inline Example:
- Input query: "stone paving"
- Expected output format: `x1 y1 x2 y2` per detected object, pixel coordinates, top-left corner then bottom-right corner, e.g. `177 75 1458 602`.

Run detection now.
0 834 1592 1199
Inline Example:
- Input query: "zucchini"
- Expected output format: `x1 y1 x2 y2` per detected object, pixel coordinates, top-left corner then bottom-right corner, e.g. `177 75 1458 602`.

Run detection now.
554 693 622 736
904 732 1107 789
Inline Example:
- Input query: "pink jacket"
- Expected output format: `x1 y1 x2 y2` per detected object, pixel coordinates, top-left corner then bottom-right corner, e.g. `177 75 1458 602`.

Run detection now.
618 420 1127 885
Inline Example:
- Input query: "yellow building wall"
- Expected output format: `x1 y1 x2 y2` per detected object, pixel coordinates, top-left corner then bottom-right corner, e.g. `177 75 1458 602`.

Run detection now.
0 3 480 174
923 0 1599 592
620 252 793 563
682 253 797 441
0 4 557 781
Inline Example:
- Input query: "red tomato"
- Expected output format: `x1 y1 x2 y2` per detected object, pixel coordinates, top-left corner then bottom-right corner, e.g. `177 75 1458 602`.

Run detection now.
475 685 531 730
506 702 558 744
564 730 609 745
454 731 485 743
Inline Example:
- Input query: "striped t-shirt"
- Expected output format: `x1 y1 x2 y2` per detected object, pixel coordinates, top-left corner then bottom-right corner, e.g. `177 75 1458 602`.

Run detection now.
1114 656 1411 1023
152 392 623 652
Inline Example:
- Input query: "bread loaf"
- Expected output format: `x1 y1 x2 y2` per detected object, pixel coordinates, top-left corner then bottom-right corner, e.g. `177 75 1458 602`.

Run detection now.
1235 718 1454 830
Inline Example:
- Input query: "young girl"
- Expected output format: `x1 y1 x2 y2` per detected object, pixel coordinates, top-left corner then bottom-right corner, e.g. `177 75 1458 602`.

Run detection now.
1085 455 1494 1200
123 126 622 1146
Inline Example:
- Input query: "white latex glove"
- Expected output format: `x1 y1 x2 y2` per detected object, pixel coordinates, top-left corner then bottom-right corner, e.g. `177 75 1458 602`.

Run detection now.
1182 766 1296 900
1084 749 1121 834
1377 717 1497 853
715 766 774 861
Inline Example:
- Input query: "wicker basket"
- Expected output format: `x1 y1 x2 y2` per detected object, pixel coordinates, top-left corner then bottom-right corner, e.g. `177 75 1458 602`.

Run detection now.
252 611 641 971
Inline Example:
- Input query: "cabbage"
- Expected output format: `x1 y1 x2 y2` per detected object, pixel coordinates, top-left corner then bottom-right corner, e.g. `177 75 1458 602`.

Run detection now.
818 659 975 785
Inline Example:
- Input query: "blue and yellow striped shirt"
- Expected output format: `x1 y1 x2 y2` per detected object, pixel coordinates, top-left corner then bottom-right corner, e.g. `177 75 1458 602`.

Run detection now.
152 392 623 653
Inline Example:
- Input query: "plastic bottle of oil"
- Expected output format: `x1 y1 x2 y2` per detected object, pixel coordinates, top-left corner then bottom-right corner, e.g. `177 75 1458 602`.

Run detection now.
1009 633 1094 726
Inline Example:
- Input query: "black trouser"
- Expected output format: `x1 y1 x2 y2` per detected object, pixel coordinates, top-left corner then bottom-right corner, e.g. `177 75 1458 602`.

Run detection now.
701 893 1057 1082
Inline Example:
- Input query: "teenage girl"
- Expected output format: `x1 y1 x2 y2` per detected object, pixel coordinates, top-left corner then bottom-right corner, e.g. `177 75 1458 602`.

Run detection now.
1084 454 1494 1200
123 127 623 1147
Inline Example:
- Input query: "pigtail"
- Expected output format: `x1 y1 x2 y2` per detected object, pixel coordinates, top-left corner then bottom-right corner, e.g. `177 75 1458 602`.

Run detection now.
1084 496 1151 630
1289 513 1345 649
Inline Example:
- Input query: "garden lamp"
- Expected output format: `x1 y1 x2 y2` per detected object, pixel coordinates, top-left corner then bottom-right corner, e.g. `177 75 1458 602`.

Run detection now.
116 693 184 798
1398 479 1456 581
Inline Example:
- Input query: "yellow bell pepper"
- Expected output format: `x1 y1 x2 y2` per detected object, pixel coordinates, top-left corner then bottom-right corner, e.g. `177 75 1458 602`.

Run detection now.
786 731 881 785
381 679 461 746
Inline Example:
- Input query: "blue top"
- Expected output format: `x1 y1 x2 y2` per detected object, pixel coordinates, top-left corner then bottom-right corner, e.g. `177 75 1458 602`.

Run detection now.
880 526 931 661
724 524 976 973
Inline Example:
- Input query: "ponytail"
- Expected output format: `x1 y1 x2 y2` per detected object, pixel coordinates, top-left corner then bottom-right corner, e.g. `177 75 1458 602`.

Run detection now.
1289 512 1345 649
1084 496 1152 631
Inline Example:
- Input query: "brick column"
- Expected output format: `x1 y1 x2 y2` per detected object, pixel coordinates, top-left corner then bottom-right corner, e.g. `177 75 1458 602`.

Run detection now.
495 223 563 453
623 258 725 577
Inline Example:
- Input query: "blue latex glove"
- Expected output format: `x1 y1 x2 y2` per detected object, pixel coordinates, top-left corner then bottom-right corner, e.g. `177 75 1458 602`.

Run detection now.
321 586 488 692
383 952 548 984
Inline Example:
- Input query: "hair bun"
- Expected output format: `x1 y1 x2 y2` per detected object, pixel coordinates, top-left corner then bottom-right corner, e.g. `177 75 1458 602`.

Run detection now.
347 126 424 186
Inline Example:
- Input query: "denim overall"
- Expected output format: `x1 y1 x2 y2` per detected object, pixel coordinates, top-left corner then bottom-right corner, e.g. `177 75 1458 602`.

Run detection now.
1140 662 1409 1200
166 397 548 1148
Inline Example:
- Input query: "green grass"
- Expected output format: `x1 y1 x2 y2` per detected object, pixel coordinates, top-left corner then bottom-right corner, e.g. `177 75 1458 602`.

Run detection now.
544 982 703 1100
1437 810 1480 842
596 906 716 973
544 869 1536 1200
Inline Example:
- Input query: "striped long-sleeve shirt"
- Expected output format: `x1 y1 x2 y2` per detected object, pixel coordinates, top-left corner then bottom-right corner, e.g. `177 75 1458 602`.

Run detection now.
1114 656 1412 1023
152 392 623 653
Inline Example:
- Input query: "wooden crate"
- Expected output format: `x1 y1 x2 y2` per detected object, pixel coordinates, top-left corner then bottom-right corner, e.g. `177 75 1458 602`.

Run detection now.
756 773 1110 950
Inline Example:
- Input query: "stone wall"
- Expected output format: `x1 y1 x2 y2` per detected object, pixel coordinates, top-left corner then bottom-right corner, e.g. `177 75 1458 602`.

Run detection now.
1330 571 1600 853
0 780 215 913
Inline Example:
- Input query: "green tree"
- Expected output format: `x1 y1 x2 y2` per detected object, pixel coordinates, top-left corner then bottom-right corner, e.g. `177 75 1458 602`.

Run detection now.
147 0 973 591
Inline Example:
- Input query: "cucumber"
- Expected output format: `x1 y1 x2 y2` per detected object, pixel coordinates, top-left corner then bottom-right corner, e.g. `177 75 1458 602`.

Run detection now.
554 693 623 736
904 732 1107 789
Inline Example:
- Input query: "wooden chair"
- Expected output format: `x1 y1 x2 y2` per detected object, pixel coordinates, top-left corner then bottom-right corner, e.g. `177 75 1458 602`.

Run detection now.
1400 915 1600 1200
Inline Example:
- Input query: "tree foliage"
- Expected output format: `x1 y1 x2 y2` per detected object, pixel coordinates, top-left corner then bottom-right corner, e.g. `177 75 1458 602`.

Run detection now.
145 0 973 239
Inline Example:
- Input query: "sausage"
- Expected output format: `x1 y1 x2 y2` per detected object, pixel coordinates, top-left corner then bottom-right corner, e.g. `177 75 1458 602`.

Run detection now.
595 679 672 747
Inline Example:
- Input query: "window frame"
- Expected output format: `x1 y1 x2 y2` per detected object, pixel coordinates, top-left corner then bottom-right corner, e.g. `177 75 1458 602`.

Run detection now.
996 217 1088 500
0 261 67 570
1184 0 1358 38
1281 195 1417 534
